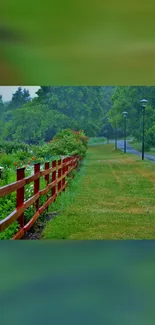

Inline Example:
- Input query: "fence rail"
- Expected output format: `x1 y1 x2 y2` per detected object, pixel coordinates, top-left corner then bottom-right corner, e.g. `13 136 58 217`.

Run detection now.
0 155 82 240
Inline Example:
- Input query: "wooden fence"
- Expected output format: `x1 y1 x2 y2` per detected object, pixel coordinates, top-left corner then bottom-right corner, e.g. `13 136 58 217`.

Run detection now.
0 155 82 240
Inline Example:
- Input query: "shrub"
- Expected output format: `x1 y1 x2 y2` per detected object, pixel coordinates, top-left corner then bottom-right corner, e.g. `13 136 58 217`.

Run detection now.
46 129 88 158
0 141 29 155
0 153 15 169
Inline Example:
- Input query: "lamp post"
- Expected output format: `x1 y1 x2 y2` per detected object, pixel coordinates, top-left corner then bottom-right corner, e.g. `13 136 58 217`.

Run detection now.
140 99 148 160
122 111 128 153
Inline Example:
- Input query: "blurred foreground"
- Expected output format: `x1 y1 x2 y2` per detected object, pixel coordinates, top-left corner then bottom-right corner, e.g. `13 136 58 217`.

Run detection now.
1 1 155 84
1 241 155 324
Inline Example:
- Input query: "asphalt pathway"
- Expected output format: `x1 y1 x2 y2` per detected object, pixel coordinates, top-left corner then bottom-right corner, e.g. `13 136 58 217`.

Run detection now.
111 140 155 162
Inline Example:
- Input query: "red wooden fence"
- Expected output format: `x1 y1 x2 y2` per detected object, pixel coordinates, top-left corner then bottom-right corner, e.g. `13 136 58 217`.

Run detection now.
0 155 82 240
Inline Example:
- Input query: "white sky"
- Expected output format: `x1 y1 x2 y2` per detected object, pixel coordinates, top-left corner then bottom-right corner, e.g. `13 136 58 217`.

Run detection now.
0 86 40 101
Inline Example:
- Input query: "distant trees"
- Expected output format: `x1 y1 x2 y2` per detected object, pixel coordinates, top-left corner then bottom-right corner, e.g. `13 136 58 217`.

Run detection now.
6 87 31 111
0 86 115 144
108 86 155 147
35 86 115 137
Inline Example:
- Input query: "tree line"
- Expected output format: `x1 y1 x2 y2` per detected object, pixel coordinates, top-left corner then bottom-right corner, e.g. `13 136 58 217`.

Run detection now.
1 86 155 148
0 86 115 145
108 86 155 149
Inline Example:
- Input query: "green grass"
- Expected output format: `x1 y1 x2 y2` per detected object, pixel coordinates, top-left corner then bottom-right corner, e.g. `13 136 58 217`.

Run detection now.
130 141 142 151
131 141 155 156
42 143 155 239
88 137 107 145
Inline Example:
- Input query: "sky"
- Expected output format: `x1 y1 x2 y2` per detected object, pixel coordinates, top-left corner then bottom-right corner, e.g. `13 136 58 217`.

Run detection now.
0 86 40 101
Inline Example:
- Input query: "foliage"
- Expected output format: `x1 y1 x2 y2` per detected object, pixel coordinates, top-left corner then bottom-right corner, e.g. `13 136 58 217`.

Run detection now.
0 192 18 240
50 129 88 157
108 86 155 147
6 87 31 111
0 86 115 143
0 140 29 154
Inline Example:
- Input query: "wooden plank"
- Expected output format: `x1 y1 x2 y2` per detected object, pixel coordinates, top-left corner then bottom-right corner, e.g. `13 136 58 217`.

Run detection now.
47 180 57 191
39 186 49 196
0 179 26 197
24 193 40 209
12 228 25 240
39 201 49 214
24 210 40 232
0 193 40 232
40 167 53 176
0 206 24 232
25 172 40 185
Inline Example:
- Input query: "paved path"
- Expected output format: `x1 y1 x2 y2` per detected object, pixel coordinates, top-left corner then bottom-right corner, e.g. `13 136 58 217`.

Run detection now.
111 140 155 162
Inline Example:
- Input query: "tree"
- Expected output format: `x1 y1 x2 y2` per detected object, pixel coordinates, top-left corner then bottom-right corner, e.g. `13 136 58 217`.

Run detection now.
1 86 116 144
109 86 155 141
6 87 31 111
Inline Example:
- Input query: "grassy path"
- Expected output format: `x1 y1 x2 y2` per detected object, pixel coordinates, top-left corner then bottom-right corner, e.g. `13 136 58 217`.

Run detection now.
43 144 155 239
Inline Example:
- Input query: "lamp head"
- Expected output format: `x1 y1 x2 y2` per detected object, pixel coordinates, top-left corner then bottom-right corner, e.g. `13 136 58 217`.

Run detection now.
122 111 128 118
140 99 148 108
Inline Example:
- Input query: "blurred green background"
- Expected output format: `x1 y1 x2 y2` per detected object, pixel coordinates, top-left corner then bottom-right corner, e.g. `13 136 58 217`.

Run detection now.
1 1 155 84
1 241 155 324
1 3 155 323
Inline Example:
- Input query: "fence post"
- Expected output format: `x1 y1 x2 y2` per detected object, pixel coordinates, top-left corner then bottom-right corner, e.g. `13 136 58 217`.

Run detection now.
34 163 40 211
69 157 72 176
74 155 76 169
58 159 62 193
16 167 25 228
65 157 69 184
45 162 50 211
66 157 69 174
52 160 56 199
73 155 76 169
62 158 66 191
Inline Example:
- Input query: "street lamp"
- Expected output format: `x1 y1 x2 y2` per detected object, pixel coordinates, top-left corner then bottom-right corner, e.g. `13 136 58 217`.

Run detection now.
140 99 148 160
122 111 128 153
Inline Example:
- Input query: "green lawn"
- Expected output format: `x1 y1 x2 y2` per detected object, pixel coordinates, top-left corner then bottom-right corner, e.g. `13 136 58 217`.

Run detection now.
131 141 155 156
42 144 155 239
88 136 107 145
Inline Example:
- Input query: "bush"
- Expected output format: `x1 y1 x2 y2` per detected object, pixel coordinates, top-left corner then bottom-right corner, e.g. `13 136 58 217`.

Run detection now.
0 141 29 155
0 153 15 169
47 129 88 157
15 150 31 161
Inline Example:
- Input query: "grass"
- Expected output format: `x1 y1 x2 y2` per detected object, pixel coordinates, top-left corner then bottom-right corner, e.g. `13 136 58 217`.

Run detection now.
130 141 142 151
88 137 107 145
131 141 155 156
42 143 155 239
